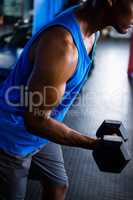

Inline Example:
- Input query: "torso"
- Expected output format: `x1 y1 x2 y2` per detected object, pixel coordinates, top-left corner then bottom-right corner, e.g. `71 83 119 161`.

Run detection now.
84 34 95 54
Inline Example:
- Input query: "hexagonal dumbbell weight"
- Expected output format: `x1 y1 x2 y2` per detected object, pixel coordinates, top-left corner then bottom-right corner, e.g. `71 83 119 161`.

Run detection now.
93 120 131 173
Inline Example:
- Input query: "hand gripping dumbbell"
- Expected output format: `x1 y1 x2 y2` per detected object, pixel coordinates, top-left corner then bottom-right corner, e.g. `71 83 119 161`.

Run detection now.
93 120 131 173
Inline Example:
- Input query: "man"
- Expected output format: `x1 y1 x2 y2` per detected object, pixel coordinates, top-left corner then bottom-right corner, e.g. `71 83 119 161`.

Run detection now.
0 0 133 199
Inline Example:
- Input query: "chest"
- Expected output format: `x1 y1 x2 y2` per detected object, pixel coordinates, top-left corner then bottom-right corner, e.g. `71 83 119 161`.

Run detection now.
83 34 95 54
66 34 96 90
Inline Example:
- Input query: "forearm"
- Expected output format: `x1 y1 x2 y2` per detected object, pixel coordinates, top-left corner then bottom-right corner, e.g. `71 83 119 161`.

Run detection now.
25 116 98 150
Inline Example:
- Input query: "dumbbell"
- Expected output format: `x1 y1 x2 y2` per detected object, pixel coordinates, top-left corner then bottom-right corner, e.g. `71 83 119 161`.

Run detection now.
93 120 131 173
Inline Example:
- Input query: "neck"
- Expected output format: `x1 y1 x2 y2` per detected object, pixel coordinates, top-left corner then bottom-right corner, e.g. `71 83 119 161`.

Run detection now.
74 4 110 37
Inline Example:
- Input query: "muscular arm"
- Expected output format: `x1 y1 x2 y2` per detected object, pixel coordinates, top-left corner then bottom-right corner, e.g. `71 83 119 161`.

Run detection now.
24 27 98 150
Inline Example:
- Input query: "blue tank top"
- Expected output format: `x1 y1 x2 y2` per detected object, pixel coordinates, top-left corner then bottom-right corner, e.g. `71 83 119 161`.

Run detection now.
0 6 97 157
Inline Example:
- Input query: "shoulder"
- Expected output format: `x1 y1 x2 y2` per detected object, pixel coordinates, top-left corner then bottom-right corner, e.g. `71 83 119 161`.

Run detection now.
31 26 78 84
37 26 77 60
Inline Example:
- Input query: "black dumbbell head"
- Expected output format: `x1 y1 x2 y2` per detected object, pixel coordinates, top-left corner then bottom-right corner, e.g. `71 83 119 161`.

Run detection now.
93 136 131 173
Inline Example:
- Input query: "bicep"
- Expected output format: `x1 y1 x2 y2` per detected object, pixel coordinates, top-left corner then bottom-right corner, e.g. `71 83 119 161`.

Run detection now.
25 29 77 122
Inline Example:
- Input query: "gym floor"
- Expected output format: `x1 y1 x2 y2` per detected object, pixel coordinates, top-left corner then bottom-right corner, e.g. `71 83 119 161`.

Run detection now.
0 37 133 200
